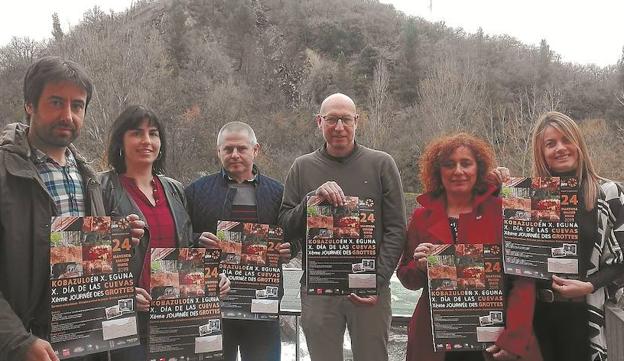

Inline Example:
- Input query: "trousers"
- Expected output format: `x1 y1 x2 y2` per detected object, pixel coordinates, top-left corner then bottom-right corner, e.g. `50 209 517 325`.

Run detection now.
300 286 392 361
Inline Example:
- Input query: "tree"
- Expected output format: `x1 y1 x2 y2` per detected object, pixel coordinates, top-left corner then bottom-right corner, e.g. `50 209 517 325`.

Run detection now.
165 3 190 76
394 17 420 104
536 39 552 88
365 59 390 149
52 13 64 41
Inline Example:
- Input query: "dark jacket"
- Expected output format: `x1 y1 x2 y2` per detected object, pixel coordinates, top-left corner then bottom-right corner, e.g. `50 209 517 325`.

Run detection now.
185 168 295 252
0 123 105 361
396 185 542 361
98 170 193 285
185 167 297 302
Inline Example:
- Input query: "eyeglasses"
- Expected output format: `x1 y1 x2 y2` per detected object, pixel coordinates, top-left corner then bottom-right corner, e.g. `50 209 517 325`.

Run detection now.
319 114 357 127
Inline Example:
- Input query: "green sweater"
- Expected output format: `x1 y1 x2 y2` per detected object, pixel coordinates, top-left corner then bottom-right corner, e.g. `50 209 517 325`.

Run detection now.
279 143 407 288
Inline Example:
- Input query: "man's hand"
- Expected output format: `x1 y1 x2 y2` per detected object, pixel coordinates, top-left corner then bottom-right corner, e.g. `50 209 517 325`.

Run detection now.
485 167 511 186
315 181 346 206
136 287 152 312
24 339 59 361
552 275 593 298
219 273 231 297
127 214 145 247
347 293 378 306
278 242 292 263
413 243 435 271
198 232 220 249
485 345 520 360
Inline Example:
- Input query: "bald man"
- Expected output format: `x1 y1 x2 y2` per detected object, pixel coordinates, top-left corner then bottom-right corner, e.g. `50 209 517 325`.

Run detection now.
279 93 406 361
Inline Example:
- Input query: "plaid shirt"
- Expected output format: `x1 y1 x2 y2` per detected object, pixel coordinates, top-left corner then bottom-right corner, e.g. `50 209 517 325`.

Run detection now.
32 148 85 216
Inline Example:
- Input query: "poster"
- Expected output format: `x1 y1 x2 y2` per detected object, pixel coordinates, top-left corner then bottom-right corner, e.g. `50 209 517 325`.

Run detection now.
305 195 376 295
49 216 139 359
148 248 222 361
427 244 505 352
216 221 282 320
502 177 579 279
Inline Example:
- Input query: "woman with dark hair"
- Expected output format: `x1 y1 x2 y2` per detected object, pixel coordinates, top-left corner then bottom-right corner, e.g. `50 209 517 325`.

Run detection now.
529 111 624 361
100 105 229 360
396 133 542 361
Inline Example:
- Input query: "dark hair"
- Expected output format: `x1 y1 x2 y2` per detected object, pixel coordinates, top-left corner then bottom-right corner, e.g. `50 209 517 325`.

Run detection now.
106 105 166 175
23 56 94 120
420 133 496 195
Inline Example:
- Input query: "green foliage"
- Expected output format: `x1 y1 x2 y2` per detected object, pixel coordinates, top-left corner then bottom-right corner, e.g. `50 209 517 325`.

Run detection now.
307 206 318 217
50 232 63 246
426 255 438 266
151 260 162 273
313 22 364 58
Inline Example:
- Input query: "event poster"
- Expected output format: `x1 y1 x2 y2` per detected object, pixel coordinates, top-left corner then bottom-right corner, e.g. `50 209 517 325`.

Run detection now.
502 177 579 279
427 244 505 352
148 248 222 361
306 195 377 296
216 221 282 320
49 216 139 359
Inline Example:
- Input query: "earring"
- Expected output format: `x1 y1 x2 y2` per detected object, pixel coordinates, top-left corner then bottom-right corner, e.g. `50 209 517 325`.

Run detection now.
119 148 124 158
156 151 162 160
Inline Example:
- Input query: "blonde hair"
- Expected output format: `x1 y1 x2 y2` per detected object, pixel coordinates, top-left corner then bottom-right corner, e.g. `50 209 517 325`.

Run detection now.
531 111 602 210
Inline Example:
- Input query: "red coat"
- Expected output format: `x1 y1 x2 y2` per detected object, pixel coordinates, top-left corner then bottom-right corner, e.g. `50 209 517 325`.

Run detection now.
396 186 543 361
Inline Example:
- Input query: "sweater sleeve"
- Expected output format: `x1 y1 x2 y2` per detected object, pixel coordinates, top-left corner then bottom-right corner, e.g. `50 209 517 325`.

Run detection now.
495 276 536 358
376 155 407 287
279 159 309 243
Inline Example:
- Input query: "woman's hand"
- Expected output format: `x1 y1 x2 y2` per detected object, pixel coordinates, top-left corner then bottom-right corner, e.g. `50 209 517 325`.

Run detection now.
486 167 511 186
135 287 152 312
552 275 593 298
485 345 520 360
413 243 435 271
198 232 219 249
127 214 145 247
219 273 231 297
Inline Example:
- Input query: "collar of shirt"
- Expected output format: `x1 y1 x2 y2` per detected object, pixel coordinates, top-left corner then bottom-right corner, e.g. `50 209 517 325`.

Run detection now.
31 146 78 168
221 165 258 184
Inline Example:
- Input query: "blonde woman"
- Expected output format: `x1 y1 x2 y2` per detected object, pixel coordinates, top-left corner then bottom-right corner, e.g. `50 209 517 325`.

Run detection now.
530 111 624 361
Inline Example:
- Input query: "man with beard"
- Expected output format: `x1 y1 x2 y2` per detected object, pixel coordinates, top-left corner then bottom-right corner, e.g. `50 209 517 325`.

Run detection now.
0 56 144 361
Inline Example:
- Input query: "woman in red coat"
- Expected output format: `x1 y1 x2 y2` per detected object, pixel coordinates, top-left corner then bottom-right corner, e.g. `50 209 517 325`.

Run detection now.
396 133 542 361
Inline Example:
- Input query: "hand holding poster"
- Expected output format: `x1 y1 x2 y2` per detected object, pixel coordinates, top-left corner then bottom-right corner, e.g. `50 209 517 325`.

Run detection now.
49 216 139 359
502 177 579 279
306 195 376 295
148 248 222 360
427 244 505 352
216 221 282 320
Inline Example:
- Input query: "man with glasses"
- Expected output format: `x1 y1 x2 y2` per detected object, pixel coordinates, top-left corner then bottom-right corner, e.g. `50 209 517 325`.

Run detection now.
279 93 406 361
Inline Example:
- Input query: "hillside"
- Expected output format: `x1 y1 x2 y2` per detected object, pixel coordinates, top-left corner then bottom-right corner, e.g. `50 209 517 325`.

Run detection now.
1 0 622 189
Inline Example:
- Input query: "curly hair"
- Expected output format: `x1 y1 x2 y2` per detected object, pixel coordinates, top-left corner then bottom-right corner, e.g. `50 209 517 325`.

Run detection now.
420 133 496 195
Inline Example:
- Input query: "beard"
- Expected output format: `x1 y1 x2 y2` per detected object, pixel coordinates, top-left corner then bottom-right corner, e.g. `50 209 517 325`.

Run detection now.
30 116 79 148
